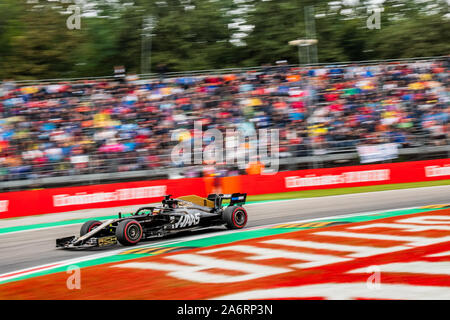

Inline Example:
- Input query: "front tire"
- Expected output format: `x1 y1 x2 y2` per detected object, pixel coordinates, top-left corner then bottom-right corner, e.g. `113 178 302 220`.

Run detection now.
80 220 102 236
223 206 248 229
115 219 143 246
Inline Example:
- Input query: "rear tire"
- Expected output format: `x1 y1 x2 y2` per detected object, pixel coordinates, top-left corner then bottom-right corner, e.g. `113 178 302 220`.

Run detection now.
80 220 102 236
223 206 247 229
115 219 143 246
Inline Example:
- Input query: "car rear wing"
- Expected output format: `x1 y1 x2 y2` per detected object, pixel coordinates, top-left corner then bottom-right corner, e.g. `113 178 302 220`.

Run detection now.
207 193 247 209
208 193 247 208
221 193 247 206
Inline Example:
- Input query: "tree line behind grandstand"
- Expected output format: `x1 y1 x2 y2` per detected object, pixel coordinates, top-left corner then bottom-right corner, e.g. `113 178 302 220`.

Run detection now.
0 0 449 79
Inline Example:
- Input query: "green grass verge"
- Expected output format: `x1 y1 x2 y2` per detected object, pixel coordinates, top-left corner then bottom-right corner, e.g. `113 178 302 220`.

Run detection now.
246 179 450 202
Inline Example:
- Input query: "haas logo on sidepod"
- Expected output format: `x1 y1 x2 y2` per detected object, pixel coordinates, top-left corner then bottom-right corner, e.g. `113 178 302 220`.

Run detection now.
174 213 201 228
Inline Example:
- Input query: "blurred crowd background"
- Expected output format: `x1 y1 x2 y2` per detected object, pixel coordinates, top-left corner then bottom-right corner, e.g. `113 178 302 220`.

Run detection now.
0 0 449 184
1 58 448 181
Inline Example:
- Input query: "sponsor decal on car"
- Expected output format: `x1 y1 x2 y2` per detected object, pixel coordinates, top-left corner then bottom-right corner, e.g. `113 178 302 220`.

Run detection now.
173 213 201 228
97 236 117 247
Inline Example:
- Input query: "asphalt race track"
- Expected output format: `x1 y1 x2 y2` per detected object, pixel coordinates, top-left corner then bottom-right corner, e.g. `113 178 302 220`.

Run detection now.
1 185 449 274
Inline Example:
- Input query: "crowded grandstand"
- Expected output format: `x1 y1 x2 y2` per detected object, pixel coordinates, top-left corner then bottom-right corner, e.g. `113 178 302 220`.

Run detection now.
0 58 448 183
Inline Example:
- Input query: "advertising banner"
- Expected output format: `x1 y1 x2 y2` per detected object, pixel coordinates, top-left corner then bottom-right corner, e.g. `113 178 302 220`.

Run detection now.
0 177 206 219
356 143 399 163
239 158 450 195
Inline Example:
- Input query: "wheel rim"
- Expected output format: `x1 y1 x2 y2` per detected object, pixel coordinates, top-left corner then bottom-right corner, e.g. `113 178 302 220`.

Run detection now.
127 224 141 241
234 210 246 226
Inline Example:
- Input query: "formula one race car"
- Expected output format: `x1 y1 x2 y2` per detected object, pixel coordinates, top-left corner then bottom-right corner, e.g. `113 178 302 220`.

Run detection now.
56 193 248 249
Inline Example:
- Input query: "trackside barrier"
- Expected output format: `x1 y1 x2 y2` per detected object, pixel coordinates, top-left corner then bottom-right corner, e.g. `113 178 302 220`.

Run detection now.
237 158 450 195
0 159 449 219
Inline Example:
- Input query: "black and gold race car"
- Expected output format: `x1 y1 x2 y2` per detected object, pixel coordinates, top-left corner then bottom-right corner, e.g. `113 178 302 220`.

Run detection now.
56 193 248 249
